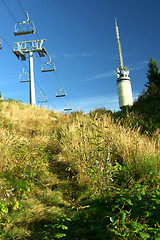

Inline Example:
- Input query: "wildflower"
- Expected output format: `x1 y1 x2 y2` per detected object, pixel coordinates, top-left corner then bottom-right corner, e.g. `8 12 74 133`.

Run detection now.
110 217 114 222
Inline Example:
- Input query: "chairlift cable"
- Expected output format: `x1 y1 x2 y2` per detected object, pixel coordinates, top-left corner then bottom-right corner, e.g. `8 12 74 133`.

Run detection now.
36 53 57 91
14 11 36 36
1 0 57 109
54 71 68 98
17 0 41 39
1 0 17 22
17 0 41 40
54 71 71 105
46 74 57 91
17 0 25 14
11 4 46 94
54 71 64 89
16 0 70 106
1 37 52 106
1 36 29 73
19 60 53 107
19 61 56 107
2 38 55 108
2 0 60 111
1 36 13 50
15 2 56 107
1 0 29 40
41 55 55 72
33 80 57 109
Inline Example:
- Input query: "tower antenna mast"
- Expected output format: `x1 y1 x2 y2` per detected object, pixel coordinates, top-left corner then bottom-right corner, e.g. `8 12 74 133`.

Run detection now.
115 18 124 70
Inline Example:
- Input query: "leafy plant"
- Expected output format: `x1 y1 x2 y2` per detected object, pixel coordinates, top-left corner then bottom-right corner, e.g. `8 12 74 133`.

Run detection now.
106 174 160 239
0 99 160 239
41 214 71 240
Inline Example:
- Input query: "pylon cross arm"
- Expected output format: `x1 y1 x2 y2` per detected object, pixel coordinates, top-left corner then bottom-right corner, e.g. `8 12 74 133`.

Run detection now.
13 39 47 57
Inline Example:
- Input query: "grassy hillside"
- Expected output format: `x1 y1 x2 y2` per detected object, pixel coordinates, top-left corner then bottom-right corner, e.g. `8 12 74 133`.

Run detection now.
0 99 160 239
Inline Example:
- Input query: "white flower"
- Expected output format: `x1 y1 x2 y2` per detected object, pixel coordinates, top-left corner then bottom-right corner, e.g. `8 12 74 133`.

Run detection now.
110 217 114 222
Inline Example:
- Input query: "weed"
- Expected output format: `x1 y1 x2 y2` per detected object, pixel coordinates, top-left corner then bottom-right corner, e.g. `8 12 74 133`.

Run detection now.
0 100 160 239
41 214 71 240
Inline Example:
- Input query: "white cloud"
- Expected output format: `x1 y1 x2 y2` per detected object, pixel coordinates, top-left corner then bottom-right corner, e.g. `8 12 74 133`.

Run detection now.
70 90 141 113
133 91 140 101
83 71 116 82
63 52 98 58
71 94 119 113
54 90 141 114
139 60 148 65
129 60 148 71
112 51 139 60
129 66 144 71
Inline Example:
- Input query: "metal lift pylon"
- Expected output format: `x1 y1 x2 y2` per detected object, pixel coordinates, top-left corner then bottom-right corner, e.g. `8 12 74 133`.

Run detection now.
13 39 47 106
29 51 36 106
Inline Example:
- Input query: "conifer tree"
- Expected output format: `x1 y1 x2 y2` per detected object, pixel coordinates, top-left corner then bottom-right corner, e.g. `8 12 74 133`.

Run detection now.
145 56 160 90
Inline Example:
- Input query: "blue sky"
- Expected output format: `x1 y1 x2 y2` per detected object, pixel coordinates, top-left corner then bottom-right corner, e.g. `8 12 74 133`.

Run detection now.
0 0 160 113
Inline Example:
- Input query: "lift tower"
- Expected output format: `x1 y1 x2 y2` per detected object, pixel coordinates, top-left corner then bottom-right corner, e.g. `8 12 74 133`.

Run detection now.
115 18 133 109
13 39 47 106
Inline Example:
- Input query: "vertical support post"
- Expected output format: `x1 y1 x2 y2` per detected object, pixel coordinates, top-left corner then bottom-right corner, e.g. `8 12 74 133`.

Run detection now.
29 51 36 106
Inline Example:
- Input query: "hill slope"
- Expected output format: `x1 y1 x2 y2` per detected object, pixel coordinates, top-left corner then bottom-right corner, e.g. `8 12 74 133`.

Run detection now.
0 100 160 239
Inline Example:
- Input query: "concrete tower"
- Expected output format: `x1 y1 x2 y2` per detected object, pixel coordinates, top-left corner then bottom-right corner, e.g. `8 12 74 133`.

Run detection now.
115 18 133 109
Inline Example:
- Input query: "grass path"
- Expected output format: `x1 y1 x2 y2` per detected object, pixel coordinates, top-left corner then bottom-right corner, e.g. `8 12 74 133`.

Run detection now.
0 100 160 239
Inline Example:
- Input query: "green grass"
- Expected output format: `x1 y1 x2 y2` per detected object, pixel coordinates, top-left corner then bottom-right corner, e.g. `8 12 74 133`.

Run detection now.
0 100 160 239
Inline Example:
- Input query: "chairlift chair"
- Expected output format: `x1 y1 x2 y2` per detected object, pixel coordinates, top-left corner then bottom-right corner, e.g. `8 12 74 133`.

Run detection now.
56 88 66 98
38 91 48 103
19 66 29 83
14 11 36 36
41 55 55 72
64 104 72 112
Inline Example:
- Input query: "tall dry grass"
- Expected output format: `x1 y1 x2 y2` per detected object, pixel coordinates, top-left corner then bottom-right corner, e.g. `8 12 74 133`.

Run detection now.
60 112 160 160
0 100 69 238
58 112 160 192
1 100 160 183
1 101 57 137
0 100 160 238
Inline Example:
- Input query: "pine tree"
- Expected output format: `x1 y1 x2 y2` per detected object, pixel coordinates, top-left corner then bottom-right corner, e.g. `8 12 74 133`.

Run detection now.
145 56 160 90
131 56 160 131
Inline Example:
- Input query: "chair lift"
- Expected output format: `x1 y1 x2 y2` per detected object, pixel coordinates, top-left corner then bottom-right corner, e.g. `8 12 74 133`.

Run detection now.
0 37 2 49
14 11 36 36
56 88 66 98
38 91 48 103
64 104 72 112
19 66 29 83
41 55 55 72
